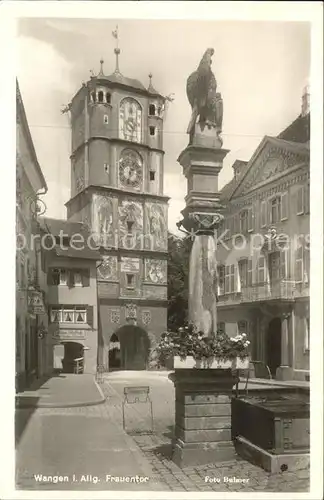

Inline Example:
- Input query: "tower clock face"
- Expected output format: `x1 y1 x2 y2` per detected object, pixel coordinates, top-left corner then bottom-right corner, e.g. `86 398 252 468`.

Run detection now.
119 150 143 189
119 98 142 143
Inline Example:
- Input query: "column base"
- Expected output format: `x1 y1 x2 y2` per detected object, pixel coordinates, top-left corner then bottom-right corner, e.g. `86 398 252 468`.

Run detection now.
173 439 236 467
171 368 238 467
276 365 294 381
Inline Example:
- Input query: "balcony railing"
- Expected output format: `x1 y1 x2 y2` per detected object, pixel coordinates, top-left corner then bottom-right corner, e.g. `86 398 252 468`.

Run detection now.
240 280 297 302
218 279 308 305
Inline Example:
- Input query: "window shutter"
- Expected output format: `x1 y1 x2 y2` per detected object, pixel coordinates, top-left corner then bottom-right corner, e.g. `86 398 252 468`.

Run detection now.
236 263 241 293
258 256 265 283
68 270 74 288
231 264 235 293
82 269 90 287
296 186 304 215
247 259 253 286
281 192 289 221
87 306 94 327
248 207 253 232
304 184 310 214
295 246 304 282
47 269 54 285
279 250 287 279
261 201 267 227
225 266 230 294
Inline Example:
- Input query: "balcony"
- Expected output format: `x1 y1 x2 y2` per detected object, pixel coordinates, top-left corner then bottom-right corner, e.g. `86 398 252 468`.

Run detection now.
218 279 308 306
241 280 298 303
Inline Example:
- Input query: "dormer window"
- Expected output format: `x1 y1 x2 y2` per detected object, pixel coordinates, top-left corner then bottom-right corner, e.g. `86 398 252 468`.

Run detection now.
149 126 156 136
98 91 104 103
106 93 111 104
149 170 156 181
149 104 156 116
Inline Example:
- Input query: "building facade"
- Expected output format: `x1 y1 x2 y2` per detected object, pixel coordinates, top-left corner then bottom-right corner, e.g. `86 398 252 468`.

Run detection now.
16 81 51 391
216 90 310 382
64 53 169 370
39 218 101 375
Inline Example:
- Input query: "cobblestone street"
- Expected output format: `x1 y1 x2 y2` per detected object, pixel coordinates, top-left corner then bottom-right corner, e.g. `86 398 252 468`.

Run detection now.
16 371 310 492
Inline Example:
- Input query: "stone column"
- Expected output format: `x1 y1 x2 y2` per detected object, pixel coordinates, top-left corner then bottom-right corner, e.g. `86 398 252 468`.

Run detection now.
276 312 293 381
171 134 237 467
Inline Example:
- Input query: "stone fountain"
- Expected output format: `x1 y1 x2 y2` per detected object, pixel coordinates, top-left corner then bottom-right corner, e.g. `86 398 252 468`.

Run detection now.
170 48 237 467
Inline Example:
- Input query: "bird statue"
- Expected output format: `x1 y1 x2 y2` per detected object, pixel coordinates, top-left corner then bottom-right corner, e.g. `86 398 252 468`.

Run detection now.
186 48 223 145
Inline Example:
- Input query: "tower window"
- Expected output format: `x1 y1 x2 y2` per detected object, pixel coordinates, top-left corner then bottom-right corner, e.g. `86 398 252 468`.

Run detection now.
149 126 156 136
126 273 135 288
149 170 155 181
98 91 104 103
106 93 111 104
149 104 156 116
127 221 134 233
103 115 109 124
104 163 109 174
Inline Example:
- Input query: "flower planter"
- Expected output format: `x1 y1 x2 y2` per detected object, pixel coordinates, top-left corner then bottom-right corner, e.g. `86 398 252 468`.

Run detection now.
173 355 249 370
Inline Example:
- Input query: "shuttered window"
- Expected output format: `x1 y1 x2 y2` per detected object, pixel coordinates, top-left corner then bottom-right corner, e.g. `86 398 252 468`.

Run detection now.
225 264 235 294
239 210 248 233
270 196 281 224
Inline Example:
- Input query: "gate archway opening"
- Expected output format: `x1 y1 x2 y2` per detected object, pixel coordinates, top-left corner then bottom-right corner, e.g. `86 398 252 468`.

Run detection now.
61 341 84 374
108 325 150 371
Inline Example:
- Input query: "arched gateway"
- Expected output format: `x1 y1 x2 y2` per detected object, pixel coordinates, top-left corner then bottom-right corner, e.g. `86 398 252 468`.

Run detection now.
108 325 150 371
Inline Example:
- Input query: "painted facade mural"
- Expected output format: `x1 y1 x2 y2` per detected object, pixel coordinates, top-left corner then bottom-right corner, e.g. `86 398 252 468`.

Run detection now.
143 285 167 300
118 199 143 249
92 194 114 246
144 259 167 284
97 255 118 281
145 202 168 251
141 310 151 326
119 98 142 144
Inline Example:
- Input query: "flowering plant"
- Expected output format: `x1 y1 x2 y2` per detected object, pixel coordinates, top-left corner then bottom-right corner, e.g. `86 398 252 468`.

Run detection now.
156 323 250 365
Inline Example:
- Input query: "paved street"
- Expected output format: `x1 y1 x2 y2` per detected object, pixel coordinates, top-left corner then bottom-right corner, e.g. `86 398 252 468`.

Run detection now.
16 371 310 492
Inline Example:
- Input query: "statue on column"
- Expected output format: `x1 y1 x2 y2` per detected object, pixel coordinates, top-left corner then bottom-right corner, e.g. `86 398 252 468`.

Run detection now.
186 48 223 145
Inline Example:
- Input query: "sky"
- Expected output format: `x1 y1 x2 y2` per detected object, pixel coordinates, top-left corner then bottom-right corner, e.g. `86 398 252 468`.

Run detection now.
17 18 310 234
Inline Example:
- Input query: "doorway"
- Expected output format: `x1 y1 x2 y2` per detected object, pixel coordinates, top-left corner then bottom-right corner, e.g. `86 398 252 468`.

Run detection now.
266 317 282 377
61 342 84 373
109 326 150 371
108 333 121 371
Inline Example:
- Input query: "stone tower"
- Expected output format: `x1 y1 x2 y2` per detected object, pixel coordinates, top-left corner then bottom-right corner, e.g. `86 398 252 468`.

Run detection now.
65 37 169 370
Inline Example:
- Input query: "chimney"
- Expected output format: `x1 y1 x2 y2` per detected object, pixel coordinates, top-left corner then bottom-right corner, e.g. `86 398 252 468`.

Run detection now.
301 84 310 117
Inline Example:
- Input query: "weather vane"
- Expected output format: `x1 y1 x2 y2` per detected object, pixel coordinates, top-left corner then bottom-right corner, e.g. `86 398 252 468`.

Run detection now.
112 25 121 74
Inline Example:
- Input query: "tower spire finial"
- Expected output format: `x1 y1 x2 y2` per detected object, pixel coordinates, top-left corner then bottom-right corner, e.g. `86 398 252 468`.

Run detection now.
98 58 104 76
112 25 121 75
